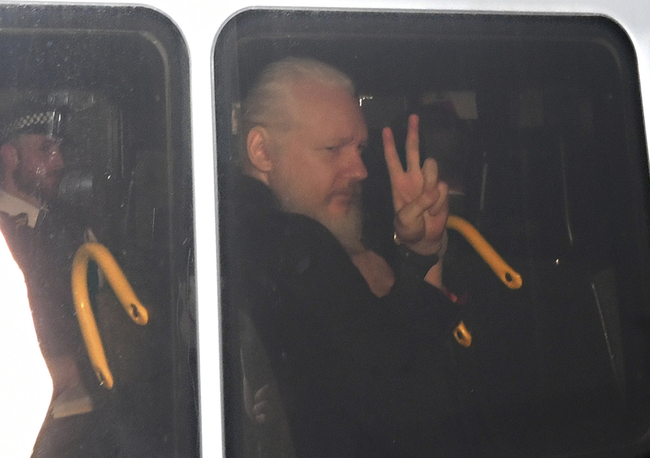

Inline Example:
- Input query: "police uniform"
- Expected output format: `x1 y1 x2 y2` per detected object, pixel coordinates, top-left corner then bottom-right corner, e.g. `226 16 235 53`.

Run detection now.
0 103 122 457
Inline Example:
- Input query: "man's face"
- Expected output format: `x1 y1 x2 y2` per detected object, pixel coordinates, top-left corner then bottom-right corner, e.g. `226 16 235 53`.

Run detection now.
13 134 64 202
266 80 369 252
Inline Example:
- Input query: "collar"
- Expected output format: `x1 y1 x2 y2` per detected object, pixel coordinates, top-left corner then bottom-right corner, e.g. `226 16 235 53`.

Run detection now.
232 173 281 212
0 190 43 228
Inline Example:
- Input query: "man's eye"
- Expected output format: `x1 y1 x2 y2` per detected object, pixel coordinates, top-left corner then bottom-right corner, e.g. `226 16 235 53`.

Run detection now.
41 141 60 153
325 146 340 153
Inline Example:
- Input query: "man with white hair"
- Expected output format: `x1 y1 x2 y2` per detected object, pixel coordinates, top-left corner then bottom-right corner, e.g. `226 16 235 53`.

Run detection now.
224 57 474 456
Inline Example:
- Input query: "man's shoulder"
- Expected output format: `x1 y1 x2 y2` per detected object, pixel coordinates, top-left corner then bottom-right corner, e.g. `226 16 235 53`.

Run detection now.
226 174 338 247
224 176 352 281
230 201 343 267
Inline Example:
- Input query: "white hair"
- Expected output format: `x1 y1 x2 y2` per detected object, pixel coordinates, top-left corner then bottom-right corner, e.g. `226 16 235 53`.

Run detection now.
238 57 355 162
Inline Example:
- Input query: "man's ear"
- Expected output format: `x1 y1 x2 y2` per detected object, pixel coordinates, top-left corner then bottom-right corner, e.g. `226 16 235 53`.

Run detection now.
246 126 274 174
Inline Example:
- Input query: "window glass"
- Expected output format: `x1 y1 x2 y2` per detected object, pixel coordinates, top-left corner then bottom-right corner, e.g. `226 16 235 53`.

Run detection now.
0 6 196 457
216 10 650 457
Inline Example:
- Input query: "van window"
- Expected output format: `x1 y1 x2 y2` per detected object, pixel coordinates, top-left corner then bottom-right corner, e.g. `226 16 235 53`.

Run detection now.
216 10 650 457
0 5 196 457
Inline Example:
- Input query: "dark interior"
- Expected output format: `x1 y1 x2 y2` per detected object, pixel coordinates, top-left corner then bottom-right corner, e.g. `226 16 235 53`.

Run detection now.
216 10 650 457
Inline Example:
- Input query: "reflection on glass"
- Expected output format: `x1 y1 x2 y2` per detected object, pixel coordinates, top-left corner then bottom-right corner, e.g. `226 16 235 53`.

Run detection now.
216 11 650 457
0 6 196 457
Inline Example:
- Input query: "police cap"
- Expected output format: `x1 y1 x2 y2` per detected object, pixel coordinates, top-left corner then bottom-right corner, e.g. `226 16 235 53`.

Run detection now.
1 101 63 144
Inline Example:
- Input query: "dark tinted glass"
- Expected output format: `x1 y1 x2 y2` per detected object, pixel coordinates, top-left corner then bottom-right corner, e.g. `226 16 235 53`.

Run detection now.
0 6 196 457
216 11 649 457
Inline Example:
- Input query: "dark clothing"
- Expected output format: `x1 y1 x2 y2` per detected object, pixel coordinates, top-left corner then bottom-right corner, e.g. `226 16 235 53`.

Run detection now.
223 175 471 456
0 204 112 457
1 203 171 457
0 204 89 362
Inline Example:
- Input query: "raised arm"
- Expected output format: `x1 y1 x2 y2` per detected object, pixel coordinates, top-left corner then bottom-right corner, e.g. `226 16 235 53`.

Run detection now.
383 114 449 287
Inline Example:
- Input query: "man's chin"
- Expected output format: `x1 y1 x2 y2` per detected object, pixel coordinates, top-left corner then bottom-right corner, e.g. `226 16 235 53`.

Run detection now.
38 185 60 203
318 208 364 255
330 194 354 211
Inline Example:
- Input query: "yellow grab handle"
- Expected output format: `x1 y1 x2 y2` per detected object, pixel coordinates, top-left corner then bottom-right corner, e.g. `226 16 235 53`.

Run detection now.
453 321 472 347
447 215 522 290
72 242 148 389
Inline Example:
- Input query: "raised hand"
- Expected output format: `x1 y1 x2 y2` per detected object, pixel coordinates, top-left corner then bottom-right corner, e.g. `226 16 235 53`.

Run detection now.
383 114 449 256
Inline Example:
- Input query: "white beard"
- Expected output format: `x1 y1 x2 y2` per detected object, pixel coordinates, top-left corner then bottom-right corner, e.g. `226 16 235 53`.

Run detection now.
318 197 365 255
277 185 366 255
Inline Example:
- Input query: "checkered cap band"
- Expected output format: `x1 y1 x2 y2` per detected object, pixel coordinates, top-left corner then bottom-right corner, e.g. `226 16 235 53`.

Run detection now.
2 111 58 140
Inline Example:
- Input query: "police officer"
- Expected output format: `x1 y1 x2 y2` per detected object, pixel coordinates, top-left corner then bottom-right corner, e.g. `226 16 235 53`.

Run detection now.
0 101 117 456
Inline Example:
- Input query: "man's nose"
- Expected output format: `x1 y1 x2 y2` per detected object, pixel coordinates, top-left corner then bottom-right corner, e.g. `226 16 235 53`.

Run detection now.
49 147 64 169
343 148 368 181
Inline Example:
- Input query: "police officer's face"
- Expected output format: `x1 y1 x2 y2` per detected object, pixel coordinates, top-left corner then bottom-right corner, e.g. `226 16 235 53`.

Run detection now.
266 80 368 247
13 134 64 202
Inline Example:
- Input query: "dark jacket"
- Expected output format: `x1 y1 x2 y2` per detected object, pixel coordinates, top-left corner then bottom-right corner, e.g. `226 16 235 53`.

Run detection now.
222 174 476 457
0 203 89 362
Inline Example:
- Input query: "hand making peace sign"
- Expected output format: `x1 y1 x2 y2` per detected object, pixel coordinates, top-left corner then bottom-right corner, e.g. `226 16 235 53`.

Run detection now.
383 114 449 257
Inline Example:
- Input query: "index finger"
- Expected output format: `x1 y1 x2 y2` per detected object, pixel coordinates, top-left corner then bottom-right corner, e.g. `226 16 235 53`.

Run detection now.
383 126 405 179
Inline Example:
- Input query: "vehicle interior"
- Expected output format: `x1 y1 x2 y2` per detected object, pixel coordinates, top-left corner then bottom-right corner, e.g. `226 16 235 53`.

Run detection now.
0 5 197 457
216 10 650 457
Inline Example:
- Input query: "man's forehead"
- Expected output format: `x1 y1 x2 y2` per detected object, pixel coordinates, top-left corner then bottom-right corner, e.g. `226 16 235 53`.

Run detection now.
15 133 62 147
287 81 366 133
290 79 355 107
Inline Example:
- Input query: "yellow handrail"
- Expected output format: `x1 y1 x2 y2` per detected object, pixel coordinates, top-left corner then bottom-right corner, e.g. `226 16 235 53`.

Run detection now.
446 215 522 347
453 321 472 347
71 242 148 389
447 215 523 290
